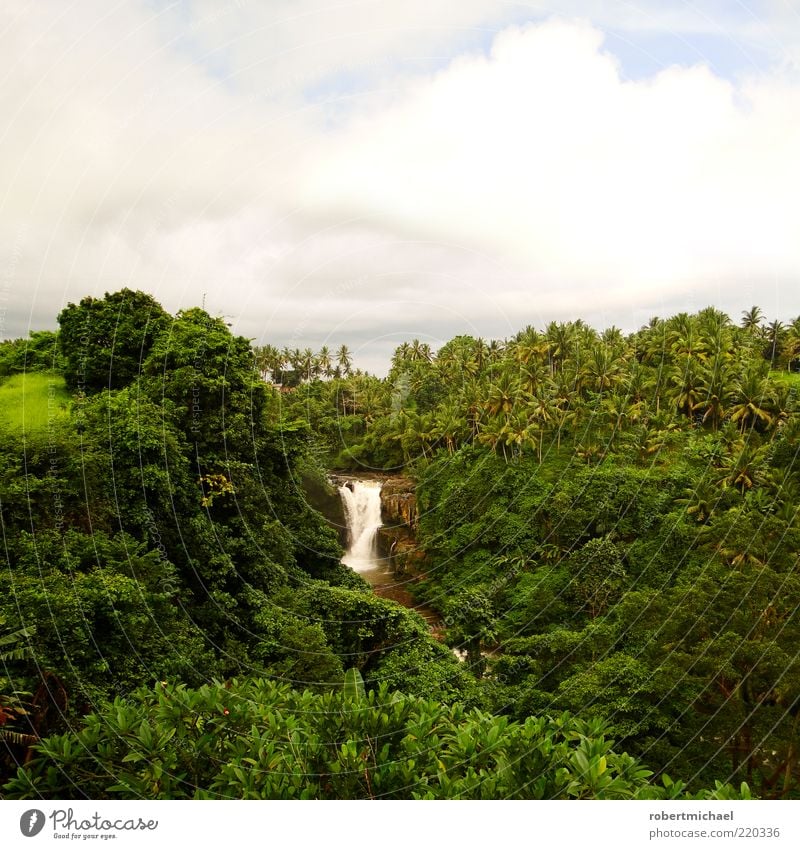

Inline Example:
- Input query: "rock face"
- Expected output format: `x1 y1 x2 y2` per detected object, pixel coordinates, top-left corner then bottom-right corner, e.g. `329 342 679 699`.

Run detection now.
377 477 425 574
379 476 418 528
303 472 348 547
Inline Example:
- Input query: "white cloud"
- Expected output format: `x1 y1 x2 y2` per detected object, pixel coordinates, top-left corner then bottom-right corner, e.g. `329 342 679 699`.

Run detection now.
300 19 800 314
1 4 799 374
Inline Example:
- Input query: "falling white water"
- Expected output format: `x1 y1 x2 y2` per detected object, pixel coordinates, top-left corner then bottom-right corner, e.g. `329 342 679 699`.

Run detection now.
339 480 383 572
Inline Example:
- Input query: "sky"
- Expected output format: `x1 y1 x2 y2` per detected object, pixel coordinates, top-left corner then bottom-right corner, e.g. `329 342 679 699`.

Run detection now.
1 0 800 374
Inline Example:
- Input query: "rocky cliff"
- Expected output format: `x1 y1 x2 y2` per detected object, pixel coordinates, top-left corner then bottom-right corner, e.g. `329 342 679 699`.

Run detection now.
377 476 425 574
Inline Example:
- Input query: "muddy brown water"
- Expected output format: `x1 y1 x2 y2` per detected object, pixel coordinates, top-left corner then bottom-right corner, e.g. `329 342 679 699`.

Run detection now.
356 557 442 630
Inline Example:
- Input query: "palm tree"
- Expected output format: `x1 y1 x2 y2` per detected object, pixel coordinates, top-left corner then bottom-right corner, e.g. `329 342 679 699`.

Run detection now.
486 339 504 366
771 384 793 431
780 317 800 371
336 344 353 377
511 327 548 369
676 478 722 523
765 320 785 365
669 357 703 419
265 344 284 381
277 347 293 382
433 402 467 454
694 390 727 431
390 342 411 372
485 372 519 420
583 344 622 396
498 412 529 461
551 403 576 449
600 325 626 355
472 338 488 371
740 306 764 333
718 445 765 494
697 306 732 334
626 424 667 461
544 321 574 374
436 337 481 381
693 361 733 431
409 339 432 363
524 394 556 461
601 394 635 446
300 348 317 382
253 345 270 380
729 367 775 432
669 323 708 362
636 316 669 366
518 360 549 396
0 618 37 750
668 311 693 340
477 414 507 458
317 345 333 378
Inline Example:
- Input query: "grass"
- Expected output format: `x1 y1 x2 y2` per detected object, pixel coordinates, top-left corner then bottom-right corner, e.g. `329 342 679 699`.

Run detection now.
771 369 800 389
0 372 72 435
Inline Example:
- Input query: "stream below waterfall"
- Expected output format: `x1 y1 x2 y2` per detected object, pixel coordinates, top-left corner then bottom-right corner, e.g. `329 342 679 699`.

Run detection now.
338 479 441 629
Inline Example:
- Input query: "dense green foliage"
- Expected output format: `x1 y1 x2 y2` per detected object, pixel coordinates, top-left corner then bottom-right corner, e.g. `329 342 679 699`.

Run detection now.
276 307 800 797
2 678 750 800
2 295 798 799
0 290 471 796
0 330 63 377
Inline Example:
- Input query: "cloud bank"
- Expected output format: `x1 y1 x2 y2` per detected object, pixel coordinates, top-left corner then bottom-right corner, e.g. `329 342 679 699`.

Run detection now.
1 3 799 372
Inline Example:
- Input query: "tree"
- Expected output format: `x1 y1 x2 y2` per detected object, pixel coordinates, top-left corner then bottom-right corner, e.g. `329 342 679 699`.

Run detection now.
58 289 170 391
740 306 763 333
142 307 268 457
781 318 800 371
729 366 775 432
669 356 703 419
694 361 733 431
568 537 627 619
0 617 36 754
336 344 353 377
485 372 519 419
317 345 333 378
444 588 498 676
764 320 785 365
0 331 63 377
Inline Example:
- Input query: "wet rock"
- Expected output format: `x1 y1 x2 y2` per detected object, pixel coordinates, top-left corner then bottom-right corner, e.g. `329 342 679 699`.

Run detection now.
379 476 418 529
377 476 425 575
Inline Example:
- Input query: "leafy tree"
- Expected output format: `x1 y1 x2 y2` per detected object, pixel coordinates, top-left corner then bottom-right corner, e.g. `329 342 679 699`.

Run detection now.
58 289 170 391
567 537 627 619
141 306 267 458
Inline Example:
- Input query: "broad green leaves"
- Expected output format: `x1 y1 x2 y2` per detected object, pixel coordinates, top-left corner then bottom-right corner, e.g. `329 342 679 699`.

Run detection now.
2 678 751 801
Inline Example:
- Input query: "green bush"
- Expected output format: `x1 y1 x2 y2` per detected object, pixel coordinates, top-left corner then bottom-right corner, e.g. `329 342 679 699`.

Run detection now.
2 678 752 800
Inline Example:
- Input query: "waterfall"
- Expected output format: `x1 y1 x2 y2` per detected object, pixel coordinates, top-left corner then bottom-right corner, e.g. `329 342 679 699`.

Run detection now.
339 480 383 572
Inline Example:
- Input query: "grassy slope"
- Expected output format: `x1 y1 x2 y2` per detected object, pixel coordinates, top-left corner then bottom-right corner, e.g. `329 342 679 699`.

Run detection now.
0 373 71 434
771 369 800 389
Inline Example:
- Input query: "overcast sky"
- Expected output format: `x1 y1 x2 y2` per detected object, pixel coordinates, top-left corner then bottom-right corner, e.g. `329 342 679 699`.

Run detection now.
2 0 799 373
